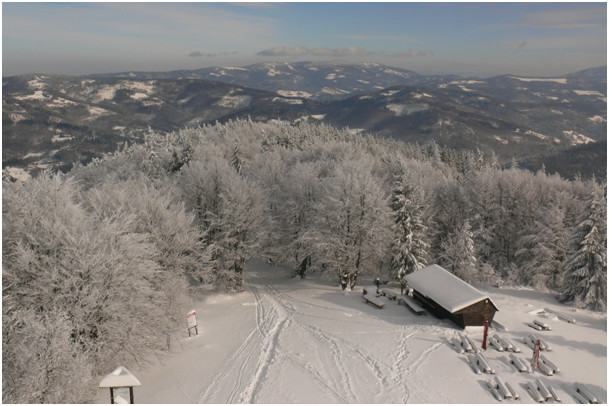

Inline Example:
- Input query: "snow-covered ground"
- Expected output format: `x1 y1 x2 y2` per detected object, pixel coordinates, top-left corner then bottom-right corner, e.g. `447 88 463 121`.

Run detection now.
93 259 606 404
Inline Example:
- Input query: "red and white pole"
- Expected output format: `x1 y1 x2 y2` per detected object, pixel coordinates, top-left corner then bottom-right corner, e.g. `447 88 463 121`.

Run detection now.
531 339 541 369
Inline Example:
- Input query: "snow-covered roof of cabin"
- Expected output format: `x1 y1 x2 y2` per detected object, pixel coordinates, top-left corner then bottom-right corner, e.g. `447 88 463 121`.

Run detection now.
405 264 496 313
99 366 141 388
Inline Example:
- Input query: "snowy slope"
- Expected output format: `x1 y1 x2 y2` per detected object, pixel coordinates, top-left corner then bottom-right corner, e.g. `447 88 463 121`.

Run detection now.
93 259 606 404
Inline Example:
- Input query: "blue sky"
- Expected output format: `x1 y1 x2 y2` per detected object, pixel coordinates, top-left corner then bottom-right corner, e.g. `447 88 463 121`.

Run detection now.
2 2 606 77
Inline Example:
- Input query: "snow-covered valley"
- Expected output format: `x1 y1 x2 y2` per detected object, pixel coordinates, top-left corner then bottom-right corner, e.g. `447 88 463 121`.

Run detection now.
93 259 606 404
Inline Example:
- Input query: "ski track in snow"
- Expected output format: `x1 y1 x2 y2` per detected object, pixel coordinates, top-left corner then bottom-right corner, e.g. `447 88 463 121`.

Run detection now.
199 273 449 404
391 328 415 403
269 286 410 403
93 261 607 404
239 285 293 403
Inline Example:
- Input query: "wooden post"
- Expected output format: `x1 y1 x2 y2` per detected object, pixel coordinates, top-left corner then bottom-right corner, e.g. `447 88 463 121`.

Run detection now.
109 387 115 404
130 386 135 404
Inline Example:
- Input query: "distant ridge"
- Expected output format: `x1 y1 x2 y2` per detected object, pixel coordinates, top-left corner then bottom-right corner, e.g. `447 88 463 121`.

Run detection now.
3 63 606 179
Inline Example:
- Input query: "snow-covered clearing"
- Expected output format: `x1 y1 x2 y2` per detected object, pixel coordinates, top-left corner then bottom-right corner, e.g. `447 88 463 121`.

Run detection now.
94 259 606 404
511 77 568 84
272 97 304 105
216 94 251 109
277 90 312 99
563 131 595 145
387 103 428 117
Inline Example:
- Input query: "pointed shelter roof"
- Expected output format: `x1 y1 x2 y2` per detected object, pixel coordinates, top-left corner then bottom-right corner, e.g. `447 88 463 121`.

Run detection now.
99 366 141 388
405 264 497 313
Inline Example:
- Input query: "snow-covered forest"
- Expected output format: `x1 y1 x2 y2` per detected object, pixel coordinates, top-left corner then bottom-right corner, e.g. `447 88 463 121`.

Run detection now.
2 120 606 403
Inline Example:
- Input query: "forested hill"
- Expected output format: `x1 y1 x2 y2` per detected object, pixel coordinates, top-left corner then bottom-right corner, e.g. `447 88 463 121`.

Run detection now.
2 120 606 403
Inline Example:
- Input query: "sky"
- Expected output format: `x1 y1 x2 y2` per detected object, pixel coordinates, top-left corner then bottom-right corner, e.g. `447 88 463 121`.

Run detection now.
2 2 607 78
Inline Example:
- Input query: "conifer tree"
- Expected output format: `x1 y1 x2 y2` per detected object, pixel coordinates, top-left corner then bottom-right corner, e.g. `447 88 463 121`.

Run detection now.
560 183 607 311
231 139 243 175
515 203 569 291
390 177 428 290
439 220 477 283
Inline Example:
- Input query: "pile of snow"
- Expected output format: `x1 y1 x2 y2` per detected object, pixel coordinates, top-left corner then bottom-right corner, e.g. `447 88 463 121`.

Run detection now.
93 259 606 404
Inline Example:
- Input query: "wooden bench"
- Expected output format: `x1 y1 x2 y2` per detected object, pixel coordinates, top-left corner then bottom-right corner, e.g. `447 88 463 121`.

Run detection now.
397 295 425 313
363 294 385 309
381 289 397 301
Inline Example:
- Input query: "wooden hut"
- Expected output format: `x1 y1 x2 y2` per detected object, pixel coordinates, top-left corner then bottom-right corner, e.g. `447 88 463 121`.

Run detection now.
405 264 498 328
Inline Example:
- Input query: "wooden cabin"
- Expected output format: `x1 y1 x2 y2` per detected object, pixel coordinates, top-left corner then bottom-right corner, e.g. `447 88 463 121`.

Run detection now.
405 264 498 328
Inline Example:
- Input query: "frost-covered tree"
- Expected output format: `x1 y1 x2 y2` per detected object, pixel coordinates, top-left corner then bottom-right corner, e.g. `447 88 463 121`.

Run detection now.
178 153 266 291
390 177 428 291
278 161 325 278
2 309 93 403
560 183 607 311
515 203 570 291
83 178 208 348
2 173 175 401
307 156 392 289
438 220 477 283
431 179 470 261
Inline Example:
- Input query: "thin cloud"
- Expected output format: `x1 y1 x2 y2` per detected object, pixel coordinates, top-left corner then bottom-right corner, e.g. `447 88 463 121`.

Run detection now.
519 6 605 29
310 47 374 57
390 50 433 58
257 46 309 56
188 51 239 58
257 46 374 57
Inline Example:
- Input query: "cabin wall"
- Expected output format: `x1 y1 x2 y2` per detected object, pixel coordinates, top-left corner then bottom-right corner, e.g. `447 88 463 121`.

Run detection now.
412 291 453 319
412 291 497 329
455 299 497 327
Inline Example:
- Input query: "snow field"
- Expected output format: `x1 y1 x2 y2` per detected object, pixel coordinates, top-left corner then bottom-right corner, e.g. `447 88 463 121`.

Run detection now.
94 260 606 404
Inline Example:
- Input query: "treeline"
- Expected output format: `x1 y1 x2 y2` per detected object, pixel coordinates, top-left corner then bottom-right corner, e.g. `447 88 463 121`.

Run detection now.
2 120 606 402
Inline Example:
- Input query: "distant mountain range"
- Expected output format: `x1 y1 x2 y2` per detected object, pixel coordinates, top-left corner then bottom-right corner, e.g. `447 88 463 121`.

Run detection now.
3 62 606 179
86 61 460 102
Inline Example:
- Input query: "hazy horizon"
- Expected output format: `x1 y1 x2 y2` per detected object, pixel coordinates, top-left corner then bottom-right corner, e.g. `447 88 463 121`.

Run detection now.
2 2 607 78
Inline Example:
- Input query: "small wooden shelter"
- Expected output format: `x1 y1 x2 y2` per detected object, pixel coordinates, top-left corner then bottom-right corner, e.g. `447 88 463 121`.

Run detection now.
99 366 141 404
405 264 498 328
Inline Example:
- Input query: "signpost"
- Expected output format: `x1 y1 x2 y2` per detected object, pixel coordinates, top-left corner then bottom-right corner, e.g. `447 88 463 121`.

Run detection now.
187 310 198 337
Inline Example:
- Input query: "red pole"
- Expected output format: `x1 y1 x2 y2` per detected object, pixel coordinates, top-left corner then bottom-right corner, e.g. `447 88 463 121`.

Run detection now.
482 320 490 350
